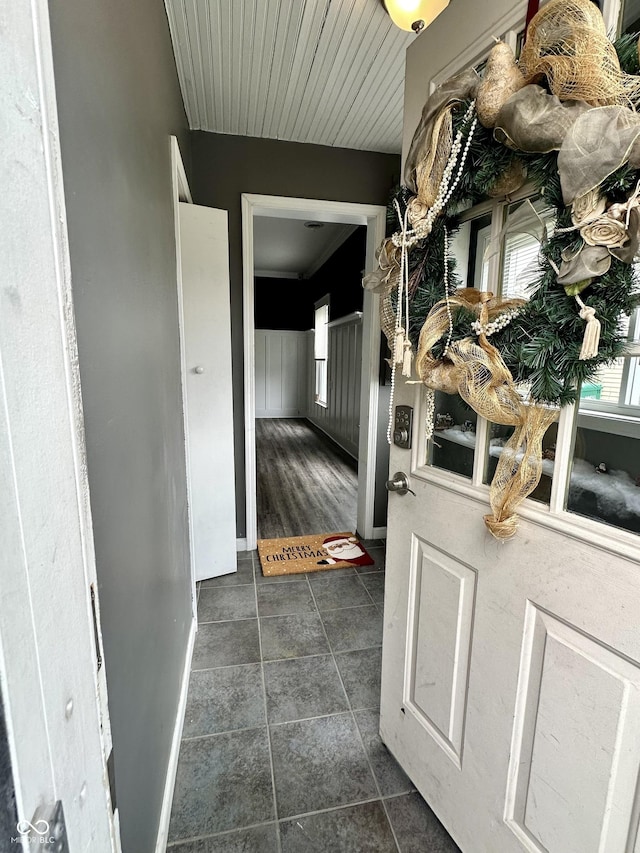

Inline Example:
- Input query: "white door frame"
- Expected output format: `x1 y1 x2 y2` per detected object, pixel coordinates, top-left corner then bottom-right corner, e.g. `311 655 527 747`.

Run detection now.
170 136 197 616
241 194 386 551
1 1 119 848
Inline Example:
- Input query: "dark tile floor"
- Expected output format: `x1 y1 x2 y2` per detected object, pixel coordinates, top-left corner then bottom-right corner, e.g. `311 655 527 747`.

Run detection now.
167 545 460 852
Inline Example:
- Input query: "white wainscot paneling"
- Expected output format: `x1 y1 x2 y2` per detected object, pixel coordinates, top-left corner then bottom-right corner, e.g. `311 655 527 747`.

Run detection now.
506 602 640 853
255 330 308 418
307 314 362 459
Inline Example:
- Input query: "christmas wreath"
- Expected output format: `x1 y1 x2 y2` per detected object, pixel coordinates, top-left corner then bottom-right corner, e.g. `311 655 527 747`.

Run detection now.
365 0 640 539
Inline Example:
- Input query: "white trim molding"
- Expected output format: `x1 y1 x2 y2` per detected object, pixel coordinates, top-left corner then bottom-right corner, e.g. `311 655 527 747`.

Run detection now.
170 136 197 620
155 618 196 853
1 1 120 847
241 194 386 549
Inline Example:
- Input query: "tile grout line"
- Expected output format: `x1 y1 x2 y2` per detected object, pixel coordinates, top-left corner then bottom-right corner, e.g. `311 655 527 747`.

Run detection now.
197 600 381 627
353 567 378 607
268 707 376 729
179 704 381 744
252 553 283 853
191 650 331 673
167 792 412 848
164 817 276 849
278 795 388 828
306 567 403 853
351 553 402 851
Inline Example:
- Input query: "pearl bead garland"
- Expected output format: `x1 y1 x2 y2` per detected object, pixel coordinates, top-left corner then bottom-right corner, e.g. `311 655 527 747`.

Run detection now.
424 388 435 441
385 102 478 445
390 102 477 252
442 227 453 357
471 307 521 337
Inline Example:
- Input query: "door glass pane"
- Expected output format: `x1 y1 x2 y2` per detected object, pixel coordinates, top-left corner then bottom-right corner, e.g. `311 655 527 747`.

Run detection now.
430 391 477 479
580 312 640 410
483 419 557 505
568 390 640 534
499 198 555 300
622 0 640 33
450 212 491 291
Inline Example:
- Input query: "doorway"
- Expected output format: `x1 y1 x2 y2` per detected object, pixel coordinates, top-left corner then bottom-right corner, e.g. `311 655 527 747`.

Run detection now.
242 194 387 550
252 216 366 539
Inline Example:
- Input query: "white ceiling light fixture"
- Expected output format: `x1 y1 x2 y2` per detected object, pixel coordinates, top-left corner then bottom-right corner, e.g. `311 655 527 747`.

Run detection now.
382 0 450 33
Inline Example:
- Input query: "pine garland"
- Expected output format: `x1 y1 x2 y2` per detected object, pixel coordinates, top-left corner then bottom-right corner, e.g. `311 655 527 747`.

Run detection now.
615 31 640 75
396 80 640 405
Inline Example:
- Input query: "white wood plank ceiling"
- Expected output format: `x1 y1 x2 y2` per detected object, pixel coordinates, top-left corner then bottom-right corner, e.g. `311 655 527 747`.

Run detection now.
165 0 414 154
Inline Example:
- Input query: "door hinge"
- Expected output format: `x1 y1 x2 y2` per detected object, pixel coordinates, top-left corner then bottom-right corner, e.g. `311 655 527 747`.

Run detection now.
19 801 69 852
90 583 103 671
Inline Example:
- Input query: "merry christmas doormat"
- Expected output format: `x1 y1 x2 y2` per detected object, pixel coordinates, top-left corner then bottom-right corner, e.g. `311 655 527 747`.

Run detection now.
257 532 374 577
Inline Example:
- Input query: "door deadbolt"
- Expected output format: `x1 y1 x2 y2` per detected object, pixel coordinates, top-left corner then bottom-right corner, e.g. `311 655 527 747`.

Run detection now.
385 472 415 496
393 405 413 449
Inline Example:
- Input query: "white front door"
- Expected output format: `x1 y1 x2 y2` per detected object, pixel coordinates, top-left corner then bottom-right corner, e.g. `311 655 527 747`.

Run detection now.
380 4 640 849
381 378 640 852
179 202 237 581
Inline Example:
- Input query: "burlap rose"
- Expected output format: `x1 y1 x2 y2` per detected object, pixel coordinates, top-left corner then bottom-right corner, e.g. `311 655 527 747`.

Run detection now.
363 238 401 293
571 189 606 226
580 215 629 249
378 238 402 271
407 197 430 225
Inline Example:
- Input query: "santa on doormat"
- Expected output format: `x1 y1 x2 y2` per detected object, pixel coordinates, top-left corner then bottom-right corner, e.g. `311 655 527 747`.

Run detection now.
317 534 374 567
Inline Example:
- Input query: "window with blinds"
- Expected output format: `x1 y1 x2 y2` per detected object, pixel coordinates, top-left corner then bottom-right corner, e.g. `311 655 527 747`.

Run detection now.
314 298 329 406
501 232 541 300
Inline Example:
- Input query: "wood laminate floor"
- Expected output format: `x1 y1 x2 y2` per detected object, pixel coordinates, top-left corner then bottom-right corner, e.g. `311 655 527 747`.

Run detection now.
256 418 358 539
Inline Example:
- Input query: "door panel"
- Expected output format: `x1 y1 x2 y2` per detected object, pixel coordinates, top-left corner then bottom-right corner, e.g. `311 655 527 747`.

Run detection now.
380 380 640 853
179 202 236 581
507 604 640 853
406 539 476 765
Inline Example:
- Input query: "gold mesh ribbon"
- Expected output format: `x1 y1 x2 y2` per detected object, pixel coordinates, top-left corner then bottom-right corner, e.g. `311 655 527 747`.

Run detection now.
416 289 557 540
484 405 558 539
519 0 640 107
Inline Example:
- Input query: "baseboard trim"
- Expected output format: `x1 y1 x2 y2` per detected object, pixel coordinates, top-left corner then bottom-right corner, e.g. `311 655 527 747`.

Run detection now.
305 418 358 462
155 616 196 853
372 526 387 540
236 538 248 551
255 411 302 418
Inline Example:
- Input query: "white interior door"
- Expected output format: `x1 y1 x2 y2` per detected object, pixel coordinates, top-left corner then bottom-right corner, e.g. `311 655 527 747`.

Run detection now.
179 202 237 581
380 378 640 853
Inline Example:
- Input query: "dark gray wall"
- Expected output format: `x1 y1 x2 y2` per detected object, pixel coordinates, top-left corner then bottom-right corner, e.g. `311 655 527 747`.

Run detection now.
49 3 192 851
192 131 400 537
255 228 367 330
306 227 367 323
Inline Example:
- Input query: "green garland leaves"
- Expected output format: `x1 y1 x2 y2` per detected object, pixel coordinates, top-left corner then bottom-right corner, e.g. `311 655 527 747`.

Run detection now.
398 84 640 405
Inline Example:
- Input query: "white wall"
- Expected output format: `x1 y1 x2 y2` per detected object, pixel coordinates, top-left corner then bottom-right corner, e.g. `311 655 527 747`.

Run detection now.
255 330 308 417
307 314 362 459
